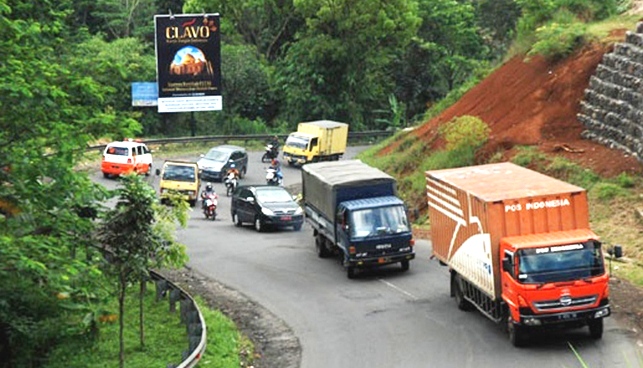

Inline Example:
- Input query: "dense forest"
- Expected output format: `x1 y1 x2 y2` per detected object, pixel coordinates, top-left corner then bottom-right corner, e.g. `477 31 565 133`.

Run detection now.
0 0 624 366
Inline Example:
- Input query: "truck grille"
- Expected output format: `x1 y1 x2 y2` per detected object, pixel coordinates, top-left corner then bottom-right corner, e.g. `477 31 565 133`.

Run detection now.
533 295 598 311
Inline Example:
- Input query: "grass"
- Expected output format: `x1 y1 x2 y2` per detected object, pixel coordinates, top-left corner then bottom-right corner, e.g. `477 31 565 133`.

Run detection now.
44 282 253 368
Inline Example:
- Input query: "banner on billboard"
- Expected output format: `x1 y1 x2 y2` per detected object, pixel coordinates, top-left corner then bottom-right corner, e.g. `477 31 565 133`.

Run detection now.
154 13 222 113
131 82 158 106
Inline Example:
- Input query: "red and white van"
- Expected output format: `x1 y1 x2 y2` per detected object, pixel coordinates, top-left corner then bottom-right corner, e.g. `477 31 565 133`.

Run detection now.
101 139 153 178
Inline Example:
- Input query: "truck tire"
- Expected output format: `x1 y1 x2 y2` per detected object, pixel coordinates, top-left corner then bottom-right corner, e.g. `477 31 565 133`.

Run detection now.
588 318 603 339
508 315 526 347
315 234 330 258
400 260 410 271
452 274 474 311
347 266 357 279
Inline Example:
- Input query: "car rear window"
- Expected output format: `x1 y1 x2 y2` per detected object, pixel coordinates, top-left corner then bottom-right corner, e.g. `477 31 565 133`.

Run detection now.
163 165 197 182
106 146 129 156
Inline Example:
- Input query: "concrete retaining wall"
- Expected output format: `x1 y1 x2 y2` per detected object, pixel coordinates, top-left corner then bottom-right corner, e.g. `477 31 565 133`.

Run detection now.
578 22 643 161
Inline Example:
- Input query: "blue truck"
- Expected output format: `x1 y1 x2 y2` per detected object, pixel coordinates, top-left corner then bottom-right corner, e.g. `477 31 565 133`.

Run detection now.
301 160 415 278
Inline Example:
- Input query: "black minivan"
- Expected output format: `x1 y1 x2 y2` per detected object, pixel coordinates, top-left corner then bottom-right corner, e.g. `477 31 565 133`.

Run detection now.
230 185 304 232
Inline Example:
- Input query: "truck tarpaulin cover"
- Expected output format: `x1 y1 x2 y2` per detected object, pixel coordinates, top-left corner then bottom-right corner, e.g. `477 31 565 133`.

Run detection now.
302 160 397 221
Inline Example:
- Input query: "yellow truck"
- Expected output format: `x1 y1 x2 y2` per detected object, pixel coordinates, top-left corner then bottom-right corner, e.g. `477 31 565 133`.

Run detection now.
282 120 348 166
155 160 201 207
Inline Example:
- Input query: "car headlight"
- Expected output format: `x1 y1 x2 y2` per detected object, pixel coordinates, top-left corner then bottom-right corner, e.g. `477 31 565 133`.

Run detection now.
295 206 303 215
262 207 275 216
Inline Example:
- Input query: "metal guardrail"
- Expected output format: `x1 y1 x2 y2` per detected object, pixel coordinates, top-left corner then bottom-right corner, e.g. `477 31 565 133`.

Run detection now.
97 244 207 367
86 130 395 152
150 270 207 368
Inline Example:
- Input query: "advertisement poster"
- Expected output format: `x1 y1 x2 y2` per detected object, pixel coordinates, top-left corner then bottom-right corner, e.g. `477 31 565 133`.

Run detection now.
131 82 158 106
154 13 222 113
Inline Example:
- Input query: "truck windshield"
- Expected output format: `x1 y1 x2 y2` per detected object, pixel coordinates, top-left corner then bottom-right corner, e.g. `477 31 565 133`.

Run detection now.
350 205 410 238
285 135 310 150
517 241 604 284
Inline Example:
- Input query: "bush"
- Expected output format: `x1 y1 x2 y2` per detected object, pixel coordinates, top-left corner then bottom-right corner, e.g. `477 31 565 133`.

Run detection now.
438 116 490 151
591 182 628 201
527 14 588 60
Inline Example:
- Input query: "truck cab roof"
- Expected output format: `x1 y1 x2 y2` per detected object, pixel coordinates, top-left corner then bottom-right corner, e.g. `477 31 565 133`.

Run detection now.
341 196 405 210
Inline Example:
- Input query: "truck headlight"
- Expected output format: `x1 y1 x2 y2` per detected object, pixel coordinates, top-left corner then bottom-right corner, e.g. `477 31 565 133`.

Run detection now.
594 308 610 318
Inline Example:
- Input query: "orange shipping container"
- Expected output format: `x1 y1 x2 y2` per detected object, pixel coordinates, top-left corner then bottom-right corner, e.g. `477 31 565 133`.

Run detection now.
426 162 594 299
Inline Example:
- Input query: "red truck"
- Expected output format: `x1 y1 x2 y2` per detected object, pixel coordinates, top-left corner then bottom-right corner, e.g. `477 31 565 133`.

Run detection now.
426 162 610 346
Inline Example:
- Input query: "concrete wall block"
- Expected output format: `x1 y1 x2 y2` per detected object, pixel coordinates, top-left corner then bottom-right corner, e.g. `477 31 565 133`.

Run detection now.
626 31 643 48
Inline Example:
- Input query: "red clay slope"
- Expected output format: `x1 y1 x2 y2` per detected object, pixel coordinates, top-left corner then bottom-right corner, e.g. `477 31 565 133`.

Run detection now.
393 42 643 178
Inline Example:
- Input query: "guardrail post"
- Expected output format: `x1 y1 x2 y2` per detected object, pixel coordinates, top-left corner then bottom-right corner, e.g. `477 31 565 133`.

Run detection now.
180 298 192 324
169 288 181 312
155 279 168 301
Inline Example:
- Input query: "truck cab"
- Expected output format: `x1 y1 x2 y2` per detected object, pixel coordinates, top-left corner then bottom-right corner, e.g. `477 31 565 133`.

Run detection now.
499 229 610 345
283 120 348 165
335 197 415 277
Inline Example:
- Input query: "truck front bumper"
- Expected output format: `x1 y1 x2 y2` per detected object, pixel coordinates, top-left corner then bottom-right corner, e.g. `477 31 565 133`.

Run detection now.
283 153 306 165
347 252 415 268
519 304 610 326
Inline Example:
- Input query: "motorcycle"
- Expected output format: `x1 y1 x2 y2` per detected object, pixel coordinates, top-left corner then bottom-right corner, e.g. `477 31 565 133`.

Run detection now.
261 144 280 163
265 167 283 186
202 192 219 220
224 172 238 196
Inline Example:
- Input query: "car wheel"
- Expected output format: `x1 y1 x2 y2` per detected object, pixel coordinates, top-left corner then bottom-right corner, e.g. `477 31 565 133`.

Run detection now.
293 223 302 231
103 172 109 178
233 212 242 227
240 166 247 179
347 266 357 279
254 217 263 232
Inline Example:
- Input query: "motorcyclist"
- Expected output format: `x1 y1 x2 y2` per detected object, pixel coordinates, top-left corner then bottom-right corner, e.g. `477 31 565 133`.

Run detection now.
268 135 281 151
201 182 218 208
226 164 240 179
269 159 283 182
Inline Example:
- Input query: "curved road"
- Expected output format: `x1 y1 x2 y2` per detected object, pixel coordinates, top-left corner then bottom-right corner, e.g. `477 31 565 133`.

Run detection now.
95 146 641 368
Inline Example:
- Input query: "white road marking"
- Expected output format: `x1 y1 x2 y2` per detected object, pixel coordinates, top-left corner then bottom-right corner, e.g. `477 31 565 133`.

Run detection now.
378 279 418 300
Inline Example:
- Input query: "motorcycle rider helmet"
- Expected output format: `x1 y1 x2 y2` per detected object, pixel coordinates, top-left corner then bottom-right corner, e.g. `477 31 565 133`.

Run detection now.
271 159 279 167
205 183 213 192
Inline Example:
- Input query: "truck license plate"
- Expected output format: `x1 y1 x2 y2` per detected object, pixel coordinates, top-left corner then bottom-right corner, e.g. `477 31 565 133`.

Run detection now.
559 313 577 320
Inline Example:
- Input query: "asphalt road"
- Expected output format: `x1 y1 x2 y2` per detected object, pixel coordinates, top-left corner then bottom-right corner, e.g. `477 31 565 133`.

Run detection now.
93 146 642 368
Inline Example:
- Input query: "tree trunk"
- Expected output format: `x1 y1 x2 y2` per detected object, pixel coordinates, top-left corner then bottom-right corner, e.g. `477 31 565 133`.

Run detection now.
119 273 126 368
139 280 145 349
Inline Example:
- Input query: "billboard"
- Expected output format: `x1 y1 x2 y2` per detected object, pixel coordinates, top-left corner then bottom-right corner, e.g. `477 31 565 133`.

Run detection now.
154 13 222 113
131 82 158 107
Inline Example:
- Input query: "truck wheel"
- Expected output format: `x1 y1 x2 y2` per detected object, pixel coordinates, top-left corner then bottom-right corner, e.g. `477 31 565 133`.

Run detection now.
400 260 410 271
588 318 603 339
347 266 357 279
315 235 329 258
508 316 526 347
452 274 473 311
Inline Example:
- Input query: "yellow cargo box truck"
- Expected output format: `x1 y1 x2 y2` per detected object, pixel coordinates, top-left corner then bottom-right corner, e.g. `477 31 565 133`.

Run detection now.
282 120 348 166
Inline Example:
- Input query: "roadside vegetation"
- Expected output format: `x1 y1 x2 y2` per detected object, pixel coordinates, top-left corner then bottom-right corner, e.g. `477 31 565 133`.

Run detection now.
1 0 639 367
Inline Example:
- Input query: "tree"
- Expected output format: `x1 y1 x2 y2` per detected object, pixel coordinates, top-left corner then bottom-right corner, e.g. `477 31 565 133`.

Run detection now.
0 0 135 365
276 0 421 129
97 175 187 366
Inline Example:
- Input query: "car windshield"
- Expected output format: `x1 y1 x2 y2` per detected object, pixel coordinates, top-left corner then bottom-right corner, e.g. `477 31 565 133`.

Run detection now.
285 135 309 150
162 165 196 182
255 188 294 203
204 149 228 162
349 205 410 238
517 241 605 284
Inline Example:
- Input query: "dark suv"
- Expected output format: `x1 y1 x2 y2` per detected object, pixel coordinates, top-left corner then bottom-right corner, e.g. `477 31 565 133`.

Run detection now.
230 185 304 232
197 145 248 182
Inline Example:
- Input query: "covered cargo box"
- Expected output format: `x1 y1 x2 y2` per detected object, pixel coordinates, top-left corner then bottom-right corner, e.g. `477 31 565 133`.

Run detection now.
302 160 396 222
297 120 348 155
426 162 591 298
